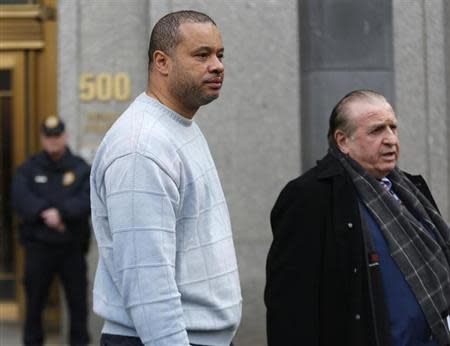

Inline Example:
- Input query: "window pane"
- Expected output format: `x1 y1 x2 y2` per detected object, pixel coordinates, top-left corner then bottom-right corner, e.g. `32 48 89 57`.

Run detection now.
0 70 11 91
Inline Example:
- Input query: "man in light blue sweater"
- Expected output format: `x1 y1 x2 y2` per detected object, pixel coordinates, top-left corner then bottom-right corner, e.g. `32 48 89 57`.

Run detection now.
90 11 242 346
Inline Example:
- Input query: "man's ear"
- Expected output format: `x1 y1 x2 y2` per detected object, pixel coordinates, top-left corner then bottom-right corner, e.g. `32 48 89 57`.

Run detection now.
335 130 349 154
153 50 170 76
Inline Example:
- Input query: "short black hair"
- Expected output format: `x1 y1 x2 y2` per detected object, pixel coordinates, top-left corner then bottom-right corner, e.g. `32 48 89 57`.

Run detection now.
327 89 390 146
148 10 216 68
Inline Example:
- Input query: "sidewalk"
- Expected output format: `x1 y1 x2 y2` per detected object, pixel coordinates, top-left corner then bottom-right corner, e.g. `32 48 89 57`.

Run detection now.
0 322 61 346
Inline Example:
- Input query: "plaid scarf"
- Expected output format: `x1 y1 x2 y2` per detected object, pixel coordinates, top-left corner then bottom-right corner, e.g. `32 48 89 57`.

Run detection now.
330 146 450 345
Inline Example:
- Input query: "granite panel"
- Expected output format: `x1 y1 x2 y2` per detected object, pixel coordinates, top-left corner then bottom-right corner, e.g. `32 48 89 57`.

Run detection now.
58 1 80 149
446 0 450 220
393 1 428 175
77 0 149 161
301 0 392 71
424 1 449 218
393 0 449 219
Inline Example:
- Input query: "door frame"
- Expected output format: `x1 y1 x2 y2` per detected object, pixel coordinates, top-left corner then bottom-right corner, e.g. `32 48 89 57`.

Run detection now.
0 51 26 322
0 0 59 326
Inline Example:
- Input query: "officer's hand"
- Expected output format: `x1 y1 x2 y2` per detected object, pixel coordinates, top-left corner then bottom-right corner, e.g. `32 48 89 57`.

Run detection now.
54 222 66 232
41 208 65 232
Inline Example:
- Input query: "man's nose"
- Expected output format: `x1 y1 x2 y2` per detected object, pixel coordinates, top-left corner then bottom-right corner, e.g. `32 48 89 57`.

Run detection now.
209 56 224 74
383 128 398 144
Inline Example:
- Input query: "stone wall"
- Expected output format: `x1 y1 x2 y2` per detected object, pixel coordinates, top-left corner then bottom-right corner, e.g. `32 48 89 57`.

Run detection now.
58 1 449 345
393 0 449 220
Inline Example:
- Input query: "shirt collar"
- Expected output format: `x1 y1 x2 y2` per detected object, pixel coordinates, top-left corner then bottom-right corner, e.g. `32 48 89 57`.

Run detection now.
380 177 393 191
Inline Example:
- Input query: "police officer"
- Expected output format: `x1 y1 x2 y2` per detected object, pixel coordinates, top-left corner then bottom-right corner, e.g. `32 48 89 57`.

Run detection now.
11 115 90 346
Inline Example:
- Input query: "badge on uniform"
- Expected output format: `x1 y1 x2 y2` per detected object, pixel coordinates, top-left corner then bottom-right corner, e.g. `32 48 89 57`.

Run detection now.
34 175 48 183
62 171 76 186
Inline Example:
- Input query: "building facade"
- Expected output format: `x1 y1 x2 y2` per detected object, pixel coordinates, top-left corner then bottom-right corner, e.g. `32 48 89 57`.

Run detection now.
1 1 449 345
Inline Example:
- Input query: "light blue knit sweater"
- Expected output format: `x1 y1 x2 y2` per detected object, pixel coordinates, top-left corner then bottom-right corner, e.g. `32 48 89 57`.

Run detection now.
90 93 242 346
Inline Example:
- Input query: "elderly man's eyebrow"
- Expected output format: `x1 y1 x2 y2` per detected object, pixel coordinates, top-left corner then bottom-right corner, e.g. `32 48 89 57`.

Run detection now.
367 120 397 132
368 123 385 132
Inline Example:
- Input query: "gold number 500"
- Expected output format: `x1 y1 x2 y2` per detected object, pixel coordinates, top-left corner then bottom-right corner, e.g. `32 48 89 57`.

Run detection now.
79 73 130 102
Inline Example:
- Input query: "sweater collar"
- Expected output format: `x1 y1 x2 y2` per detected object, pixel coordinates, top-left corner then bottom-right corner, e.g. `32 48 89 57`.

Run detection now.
137 92 193 127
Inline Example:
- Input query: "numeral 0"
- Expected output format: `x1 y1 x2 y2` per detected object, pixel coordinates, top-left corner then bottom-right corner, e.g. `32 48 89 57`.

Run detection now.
79 73 130 102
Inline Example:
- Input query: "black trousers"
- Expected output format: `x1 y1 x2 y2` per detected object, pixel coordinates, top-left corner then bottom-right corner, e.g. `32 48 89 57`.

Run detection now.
100 333 234 346
23 243 89 346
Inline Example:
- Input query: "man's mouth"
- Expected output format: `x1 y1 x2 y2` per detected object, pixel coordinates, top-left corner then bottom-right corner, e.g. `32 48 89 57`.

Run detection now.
381 151 397 160
204 77 223 89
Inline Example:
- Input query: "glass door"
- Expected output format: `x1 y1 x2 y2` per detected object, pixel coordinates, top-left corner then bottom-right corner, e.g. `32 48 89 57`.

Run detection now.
0 51 26 321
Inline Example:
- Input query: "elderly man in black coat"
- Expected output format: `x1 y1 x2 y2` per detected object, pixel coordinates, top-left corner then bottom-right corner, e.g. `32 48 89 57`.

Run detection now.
265 90 450 346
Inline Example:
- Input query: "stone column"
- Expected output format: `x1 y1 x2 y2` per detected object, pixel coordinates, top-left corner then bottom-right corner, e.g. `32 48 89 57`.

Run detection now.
393 0 449 219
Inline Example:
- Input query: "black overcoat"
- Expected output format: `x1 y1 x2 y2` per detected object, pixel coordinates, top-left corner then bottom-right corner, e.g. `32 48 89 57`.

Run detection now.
265 153 438 346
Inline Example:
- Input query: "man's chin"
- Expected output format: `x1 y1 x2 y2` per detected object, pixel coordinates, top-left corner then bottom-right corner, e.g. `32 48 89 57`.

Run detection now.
380 164 396 177
200 93 220 105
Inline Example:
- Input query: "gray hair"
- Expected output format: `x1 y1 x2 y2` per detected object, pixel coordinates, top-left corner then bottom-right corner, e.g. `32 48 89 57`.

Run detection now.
327 89 390 146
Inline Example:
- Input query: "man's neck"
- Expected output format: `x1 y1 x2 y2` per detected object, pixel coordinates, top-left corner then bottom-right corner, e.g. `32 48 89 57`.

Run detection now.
146 88 197 119
46 149 66 162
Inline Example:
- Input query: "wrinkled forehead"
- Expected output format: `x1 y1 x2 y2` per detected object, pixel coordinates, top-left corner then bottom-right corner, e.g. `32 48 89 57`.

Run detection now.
349 99 396 123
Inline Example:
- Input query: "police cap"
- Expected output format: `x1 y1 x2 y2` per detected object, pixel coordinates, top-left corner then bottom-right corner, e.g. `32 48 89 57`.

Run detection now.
41 115 65 136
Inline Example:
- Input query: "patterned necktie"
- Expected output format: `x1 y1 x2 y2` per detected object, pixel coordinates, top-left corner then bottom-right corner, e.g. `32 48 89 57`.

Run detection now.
379 177 401 203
